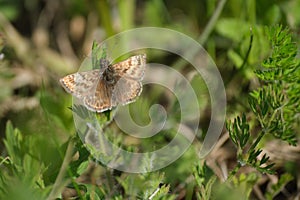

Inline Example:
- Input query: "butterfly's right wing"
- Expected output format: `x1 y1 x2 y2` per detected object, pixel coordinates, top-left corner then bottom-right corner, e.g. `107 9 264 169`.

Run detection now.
83 79 116 112
112 77 142 105
111 54 146 80
110 54 146 105
60 70 100 99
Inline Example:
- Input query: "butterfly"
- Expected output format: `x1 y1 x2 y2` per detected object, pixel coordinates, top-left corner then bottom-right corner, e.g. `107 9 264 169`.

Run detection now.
60 54 146 112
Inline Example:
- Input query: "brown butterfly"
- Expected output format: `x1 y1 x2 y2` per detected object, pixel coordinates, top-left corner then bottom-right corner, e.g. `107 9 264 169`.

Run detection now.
60 54 146 112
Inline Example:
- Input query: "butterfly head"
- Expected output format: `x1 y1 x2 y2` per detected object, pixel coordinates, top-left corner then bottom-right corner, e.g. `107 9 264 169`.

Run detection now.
99 58 110 70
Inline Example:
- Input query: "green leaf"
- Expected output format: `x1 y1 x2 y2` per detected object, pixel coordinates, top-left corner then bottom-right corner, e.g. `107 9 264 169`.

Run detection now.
76 161 89 175
3 121 23 167
231 172 259 198
215 18 250 42
193 162 216 200
228 49 243 68
92 41 108 70
227 114 250 149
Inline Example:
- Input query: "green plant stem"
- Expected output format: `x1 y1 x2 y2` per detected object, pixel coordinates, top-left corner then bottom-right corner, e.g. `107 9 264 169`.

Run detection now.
266 102 287 128
106 169 116 197
173 0 227 70
227 162 242 180
198 0 227 45
239 27 253 70
94 0 114 37
225 27 253 87
249 100 288 154
118 0 135 30
248 130 265 154
46 139 74 200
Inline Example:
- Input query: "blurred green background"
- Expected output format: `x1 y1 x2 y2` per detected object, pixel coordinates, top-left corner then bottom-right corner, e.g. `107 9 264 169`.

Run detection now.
0 0 300 199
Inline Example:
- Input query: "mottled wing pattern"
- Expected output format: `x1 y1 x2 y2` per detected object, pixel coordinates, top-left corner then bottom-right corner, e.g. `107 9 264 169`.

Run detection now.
60 54 146 113
83 79 116 112
60 70 100 98
113 77 143 105
111 54 146 105
111 54 146 80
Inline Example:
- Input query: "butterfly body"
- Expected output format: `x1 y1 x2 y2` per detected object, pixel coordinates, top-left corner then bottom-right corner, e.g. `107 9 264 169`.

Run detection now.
60 54 146 112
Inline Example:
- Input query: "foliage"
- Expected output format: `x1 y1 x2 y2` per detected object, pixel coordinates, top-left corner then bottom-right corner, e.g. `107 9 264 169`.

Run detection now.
226 25 299 198
0 0 300 199
0 121 62 199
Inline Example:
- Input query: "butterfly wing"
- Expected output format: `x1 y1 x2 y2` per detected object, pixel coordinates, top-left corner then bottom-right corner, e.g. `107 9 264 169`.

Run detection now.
83 79 116 112
111 54 146 80
110 54 146 105
112 77 143 105
60 70 100 99
60 54 146 112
